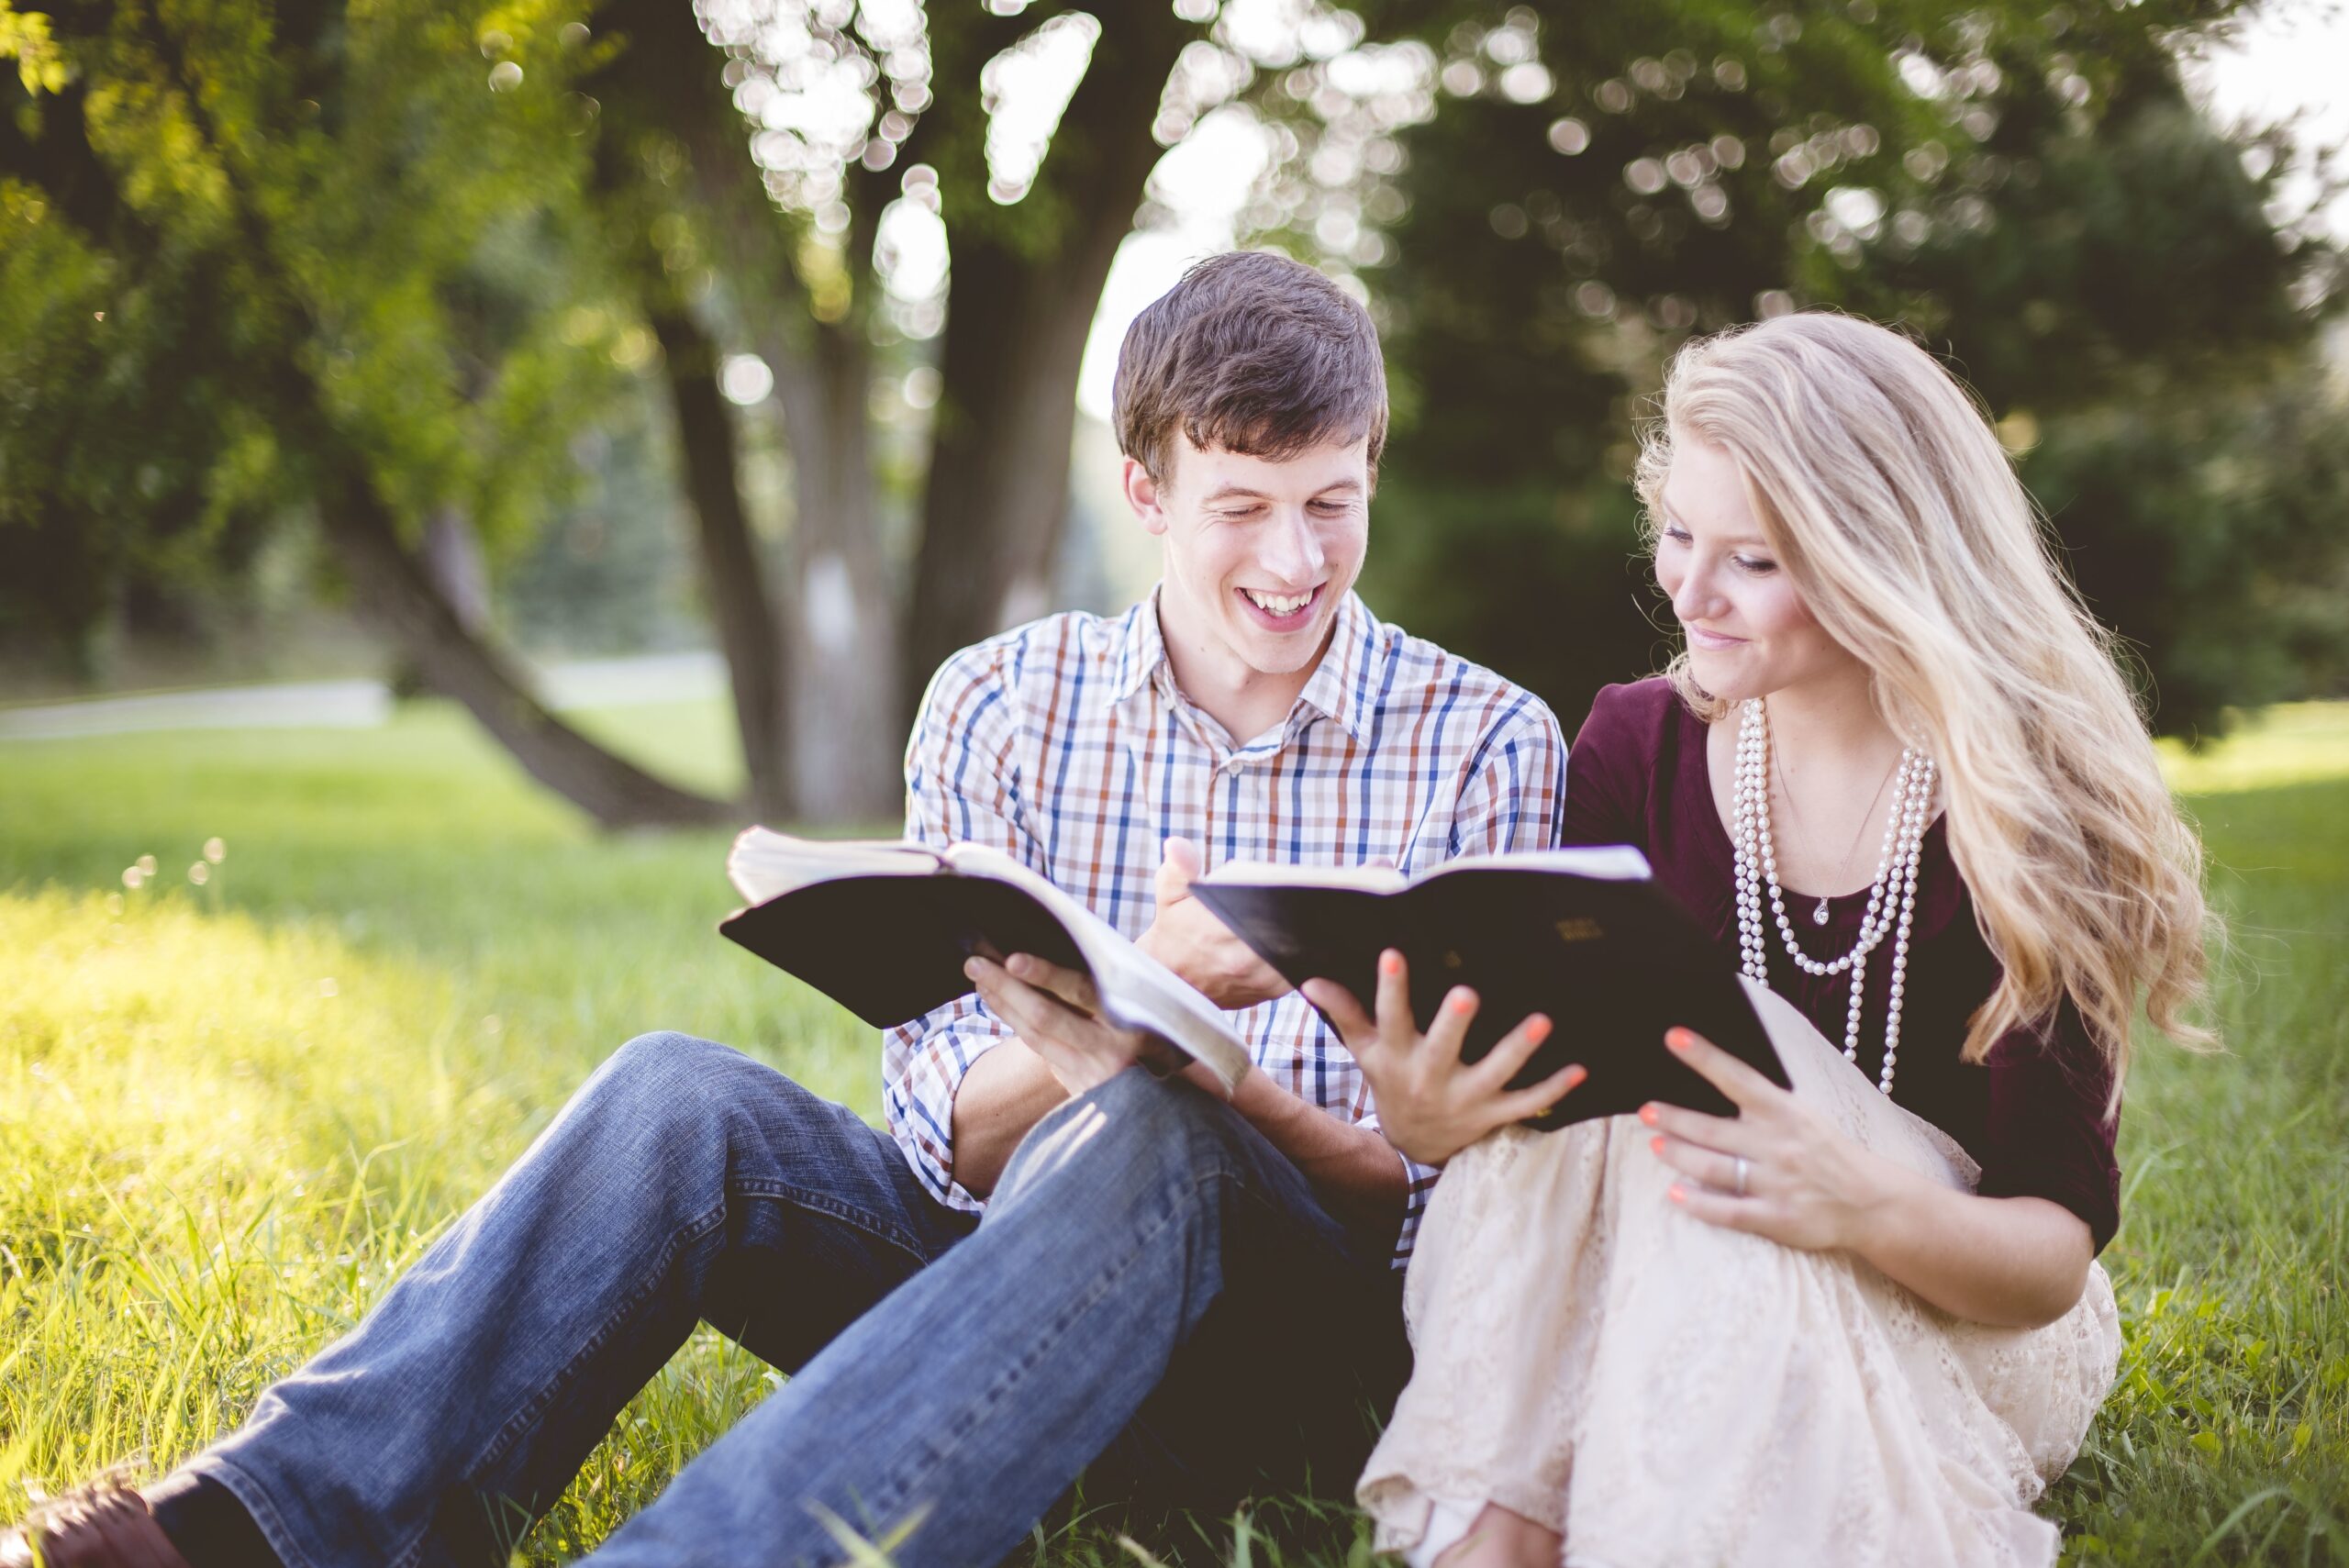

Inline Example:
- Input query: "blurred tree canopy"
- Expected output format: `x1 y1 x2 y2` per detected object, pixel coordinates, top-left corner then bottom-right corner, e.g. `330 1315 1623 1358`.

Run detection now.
2 0 1219 823
1351 0 2346 740
3 0 2341 836
0 0 721 823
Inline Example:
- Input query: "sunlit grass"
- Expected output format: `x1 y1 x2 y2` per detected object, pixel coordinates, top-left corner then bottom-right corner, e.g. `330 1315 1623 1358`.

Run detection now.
2157 702 2349 797
0 695 2343 1563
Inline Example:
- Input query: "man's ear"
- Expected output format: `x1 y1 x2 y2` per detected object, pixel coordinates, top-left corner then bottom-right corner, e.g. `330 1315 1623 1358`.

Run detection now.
1122 456 1170 537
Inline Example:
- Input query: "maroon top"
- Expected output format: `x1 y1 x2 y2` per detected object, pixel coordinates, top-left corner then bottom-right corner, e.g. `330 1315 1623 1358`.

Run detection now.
1564 679 2122 1251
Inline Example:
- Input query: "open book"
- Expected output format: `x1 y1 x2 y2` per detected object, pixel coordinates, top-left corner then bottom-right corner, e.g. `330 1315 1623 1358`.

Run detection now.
720 829 1251 1094
1190 848 1783 1127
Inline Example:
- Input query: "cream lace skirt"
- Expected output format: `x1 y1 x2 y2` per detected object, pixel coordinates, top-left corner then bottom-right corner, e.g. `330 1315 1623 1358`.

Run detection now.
1357 979 2121 1568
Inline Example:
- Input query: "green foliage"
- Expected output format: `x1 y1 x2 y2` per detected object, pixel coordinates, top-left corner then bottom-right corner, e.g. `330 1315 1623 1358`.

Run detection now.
0 0 628 662
1356 1 2348 738
2012 382 2349 738
2 700 2345 1562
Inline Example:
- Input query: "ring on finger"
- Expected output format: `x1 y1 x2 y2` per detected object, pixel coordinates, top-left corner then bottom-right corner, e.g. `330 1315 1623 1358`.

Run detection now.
1733 1155 1751 1198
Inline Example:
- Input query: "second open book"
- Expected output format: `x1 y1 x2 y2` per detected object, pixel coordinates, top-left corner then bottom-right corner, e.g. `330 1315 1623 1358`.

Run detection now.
721 833 1782 1126
1192 849 1783 1124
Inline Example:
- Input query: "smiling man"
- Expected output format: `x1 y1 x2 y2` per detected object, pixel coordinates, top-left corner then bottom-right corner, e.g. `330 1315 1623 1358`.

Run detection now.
4 252 1564 1568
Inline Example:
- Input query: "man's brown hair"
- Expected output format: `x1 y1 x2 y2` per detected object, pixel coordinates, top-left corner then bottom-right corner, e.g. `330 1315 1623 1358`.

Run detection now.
1112 250 1388 487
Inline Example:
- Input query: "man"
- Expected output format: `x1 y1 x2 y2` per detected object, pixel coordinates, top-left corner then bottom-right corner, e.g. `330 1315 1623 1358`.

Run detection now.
6 251 1565 1568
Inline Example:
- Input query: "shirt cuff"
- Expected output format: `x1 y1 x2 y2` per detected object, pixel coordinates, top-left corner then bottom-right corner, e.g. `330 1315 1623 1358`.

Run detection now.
1392 1153 1440 1269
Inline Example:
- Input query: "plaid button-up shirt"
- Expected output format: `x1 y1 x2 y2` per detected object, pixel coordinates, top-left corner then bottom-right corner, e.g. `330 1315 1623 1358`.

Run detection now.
884 587 1567 1264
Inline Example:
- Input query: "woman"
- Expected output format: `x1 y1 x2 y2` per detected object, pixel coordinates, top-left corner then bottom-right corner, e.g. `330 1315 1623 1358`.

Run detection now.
1306 313 2211 1568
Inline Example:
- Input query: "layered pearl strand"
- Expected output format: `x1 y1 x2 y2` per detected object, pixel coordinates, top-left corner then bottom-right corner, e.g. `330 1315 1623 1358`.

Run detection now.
1731 697 1935 1095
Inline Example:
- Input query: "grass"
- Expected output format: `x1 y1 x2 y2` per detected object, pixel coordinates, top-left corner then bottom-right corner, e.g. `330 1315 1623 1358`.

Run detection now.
1 697 2344 1564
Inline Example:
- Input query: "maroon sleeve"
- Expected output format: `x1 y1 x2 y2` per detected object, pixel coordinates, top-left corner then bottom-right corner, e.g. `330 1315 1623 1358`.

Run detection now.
1559 681 1664 850
1973 1003 2123 1253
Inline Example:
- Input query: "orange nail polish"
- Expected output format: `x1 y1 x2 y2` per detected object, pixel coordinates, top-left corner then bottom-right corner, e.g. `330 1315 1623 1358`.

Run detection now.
1447 989 1476 1014
1564 1064 1587 1087
1667 1184 1688 1204
1525 1015 1553 1043
1665 1029 1690 1052
1379 951 1403 977
1638 1104 1660 1127
1650 1135 1666 1156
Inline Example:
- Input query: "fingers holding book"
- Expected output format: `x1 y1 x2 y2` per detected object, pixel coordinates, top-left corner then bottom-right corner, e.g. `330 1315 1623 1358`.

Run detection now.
1136 836 1294 1010
966 952 1213 1100
1301 949 1586 1168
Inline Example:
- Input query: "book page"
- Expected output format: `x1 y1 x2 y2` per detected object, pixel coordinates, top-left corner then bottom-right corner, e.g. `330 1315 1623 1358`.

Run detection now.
727 828 948 906
1197 861 1409 892
1197 845 1652 895
945 842 1251 1091
1418 845 1653 884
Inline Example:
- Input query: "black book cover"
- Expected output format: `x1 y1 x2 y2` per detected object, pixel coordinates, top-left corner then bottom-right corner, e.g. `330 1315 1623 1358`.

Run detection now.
1191 868 1783 1128
720 877 1085 1030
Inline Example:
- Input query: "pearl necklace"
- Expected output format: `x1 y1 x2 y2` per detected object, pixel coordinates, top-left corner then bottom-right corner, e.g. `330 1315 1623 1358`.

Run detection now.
1731 697 1935 1095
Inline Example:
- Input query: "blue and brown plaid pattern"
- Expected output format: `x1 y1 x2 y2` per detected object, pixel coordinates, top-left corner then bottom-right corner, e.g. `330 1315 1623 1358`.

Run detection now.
885 586 1567 1264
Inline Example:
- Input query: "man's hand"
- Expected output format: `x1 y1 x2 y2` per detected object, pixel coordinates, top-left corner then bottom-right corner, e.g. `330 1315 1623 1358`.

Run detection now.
1134 836 1291 1008
965 951 1229 1099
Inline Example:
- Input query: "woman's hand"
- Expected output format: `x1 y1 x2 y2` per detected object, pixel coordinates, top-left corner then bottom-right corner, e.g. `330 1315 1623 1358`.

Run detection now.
1643 1027 1898 1251
1301 949 1586 1167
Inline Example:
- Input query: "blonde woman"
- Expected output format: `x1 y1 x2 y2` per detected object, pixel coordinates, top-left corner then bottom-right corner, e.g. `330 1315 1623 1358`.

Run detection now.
1307 313 2211 1568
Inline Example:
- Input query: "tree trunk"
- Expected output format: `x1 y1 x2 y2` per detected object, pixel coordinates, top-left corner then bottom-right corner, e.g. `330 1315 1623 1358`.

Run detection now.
588 0 810 823
421 508 491 634
900 9 1196 728
766 321 903 824
650 307 796 824
129 15 734 833
318 465 733 828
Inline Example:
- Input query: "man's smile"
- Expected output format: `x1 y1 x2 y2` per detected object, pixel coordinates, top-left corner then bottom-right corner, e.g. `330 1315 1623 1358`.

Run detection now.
1237 584 1324 629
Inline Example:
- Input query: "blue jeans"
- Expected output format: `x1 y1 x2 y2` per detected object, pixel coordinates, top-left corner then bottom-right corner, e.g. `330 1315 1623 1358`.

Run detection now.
185 1034 1408 1567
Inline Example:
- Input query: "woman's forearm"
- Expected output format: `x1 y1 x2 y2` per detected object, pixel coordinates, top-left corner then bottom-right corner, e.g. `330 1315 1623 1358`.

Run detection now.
1848 1159 2096 1328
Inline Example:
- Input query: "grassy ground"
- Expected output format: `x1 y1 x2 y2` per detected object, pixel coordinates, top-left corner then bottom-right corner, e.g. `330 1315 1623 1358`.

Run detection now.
1 698 2343 1564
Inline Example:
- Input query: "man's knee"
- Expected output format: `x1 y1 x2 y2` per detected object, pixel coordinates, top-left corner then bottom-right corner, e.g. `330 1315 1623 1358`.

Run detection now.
1085 1064 1235 1138
997 1068 1248 1210
580 1031 824 1143
596 1029 740 1106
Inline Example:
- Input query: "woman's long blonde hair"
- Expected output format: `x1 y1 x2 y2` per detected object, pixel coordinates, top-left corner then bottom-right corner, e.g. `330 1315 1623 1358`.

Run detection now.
1637 311 2212 1087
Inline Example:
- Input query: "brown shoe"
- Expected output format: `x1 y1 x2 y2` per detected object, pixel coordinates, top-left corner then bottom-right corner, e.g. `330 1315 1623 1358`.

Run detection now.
0 1475 193 1568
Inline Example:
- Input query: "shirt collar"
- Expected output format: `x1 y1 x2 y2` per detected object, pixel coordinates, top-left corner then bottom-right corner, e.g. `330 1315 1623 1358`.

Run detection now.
1112 584 1380 747
1292 588 1378 745
1109 587 1170 705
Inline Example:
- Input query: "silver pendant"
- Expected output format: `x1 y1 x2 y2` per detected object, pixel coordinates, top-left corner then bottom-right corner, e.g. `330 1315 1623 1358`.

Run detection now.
1813 897 1831 925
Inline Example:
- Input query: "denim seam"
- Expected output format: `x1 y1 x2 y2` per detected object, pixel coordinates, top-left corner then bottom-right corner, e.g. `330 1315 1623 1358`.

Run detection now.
854 1162 1241 1537
729 1177 935 1262
180 1454 323 1568
250 1170 942 1568
376 1196 737 1568
429 1177 939 1567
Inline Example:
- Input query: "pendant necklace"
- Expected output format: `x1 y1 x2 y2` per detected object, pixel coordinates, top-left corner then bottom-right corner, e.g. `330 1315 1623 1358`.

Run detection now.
1731 696 1935 1095
1773 731 1902 927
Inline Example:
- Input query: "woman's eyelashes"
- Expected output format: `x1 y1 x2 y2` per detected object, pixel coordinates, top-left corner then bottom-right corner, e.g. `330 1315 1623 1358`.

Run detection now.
1662 524 1777 576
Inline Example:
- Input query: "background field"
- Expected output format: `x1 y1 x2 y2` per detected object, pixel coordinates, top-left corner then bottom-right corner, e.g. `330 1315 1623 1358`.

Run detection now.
2 698 2343 1564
